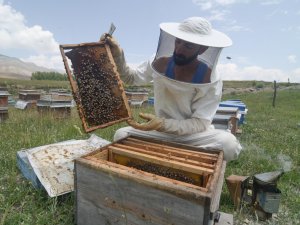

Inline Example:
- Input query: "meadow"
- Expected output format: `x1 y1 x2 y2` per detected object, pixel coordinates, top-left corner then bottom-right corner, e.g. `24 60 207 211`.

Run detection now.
0 81 299 225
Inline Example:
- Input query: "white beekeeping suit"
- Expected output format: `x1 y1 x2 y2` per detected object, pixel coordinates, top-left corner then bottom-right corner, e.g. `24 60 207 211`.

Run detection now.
104 17 242 161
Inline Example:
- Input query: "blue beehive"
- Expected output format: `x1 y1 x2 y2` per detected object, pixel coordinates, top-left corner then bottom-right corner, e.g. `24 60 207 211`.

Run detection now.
148 97 154 105
219 100 247 125
16 150 44 190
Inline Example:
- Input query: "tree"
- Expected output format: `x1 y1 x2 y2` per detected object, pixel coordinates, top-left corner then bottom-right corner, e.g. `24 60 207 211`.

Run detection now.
31 71 68 81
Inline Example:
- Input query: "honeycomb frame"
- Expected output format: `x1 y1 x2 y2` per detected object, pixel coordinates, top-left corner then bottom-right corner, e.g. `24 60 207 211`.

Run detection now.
60 42 131 132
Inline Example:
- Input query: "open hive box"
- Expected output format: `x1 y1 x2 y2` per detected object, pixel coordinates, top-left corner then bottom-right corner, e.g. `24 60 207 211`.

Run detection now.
60 42 131 132
75 135 225 225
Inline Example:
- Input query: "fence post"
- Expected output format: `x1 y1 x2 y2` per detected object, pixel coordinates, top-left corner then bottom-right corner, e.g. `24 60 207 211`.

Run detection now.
272 80 277 107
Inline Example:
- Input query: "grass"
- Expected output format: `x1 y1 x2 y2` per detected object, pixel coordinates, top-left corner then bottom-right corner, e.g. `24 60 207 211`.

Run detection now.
0 78 71 95
221 88 300 224
0 85 299 224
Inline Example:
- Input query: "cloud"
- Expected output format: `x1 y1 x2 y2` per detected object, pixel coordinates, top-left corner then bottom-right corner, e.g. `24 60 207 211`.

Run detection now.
208 10 230 21
0 3 61 70
0 4 59 54
292 68 300 73
290 68 300 83
260 0 282 6
216 0 237 5
192 0 213 10
288 55 297 63
215 19 251 33
266 9 288 19
21 54 64 72
191 2 251 32
225 25 251 32
217 63 298 82
192 0 237 10
281 25 300 33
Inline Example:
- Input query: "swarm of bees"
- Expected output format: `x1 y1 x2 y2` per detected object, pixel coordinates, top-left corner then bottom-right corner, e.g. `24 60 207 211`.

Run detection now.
127 161 196 185
61 44 130 130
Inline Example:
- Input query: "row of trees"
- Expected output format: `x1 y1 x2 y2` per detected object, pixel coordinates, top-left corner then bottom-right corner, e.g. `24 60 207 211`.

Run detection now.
31 71 68 81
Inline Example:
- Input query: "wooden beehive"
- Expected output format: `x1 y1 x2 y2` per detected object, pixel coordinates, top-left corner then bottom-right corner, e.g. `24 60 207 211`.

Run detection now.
60 42 131 132
18 90 41 101
37 103 72 119
0 93 9 107
75 136 225 225
0 97 8 107
0 107 8 122
37 97 73 119
125 91 149 101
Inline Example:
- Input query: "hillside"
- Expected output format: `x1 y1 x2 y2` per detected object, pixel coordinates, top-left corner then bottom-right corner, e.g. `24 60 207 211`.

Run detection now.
0 54 57 80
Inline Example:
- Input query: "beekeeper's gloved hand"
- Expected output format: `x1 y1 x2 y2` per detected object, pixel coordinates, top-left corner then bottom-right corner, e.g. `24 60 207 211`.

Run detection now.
127 113 164 131
100 33 135 82
100 34 123 59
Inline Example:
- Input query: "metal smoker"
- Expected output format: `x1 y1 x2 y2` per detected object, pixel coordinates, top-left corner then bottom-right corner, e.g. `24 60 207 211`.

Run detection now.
252 170 283 220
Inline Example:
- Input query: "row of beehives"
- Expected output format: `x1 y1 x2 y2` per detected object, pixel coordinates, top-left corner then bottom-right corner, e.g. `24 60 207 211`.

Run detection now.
11 89 75 119
13 89 150 114
3 86 247 134
125 90 149 107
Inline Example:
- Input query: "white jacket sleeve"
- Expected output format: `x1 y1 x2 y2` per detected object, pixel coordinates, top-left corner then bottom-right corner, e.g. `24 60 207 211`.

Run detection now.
114 51 153 85
161 117 211 136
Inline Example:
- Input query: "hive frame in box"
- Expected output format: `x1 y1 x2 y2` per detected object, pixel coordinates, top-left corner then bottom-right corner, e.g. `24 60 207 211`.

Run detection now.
75 135 226 225
60 42 131 132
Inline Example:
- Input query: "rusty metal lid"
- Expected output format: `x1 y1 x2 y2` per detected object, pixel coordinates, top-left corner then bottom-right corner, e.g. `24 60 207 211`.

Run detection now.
254 170 284 186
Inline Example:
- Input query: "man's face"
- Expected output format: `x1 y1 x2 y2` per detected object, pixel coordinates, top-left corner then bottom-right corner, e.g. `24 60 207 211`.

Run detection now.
173 38 205 66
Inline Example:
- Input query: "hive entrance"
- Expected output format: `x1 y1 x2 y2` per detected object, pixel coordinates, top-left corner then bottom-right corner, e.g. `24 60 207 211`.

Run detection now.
60 42 131 132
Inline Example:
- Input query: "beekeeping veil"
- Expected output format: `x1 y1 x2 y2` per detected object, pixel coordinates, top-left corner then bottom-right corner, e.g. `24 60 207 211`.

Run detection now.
152 17 232 82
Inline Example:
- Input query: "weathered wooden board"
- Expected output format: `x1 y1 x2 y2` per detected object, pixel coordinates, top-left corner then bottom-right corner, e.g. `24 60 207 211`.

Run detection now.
75 136 225 225
75 161 210 225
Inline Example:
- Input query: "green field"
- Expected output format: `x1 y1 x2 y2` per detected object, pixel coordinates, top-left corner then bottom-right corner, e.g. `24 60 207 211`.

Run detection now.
0 80 299 224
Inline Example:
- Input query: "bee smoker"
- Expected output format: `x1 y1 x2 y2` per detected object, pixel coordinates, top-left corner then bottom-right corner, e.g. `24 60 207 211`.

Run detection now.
226 170 284 221
252 170 283 220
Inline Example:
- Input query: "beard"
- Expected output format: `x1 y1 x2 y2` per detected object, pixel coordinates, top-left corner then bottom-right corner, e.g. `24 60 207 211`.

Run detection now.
173 52 199 66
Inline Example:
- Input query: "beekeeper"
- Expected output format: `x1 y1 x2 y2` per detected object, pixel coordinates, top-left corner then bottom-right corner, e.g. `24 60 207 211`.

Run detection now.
102 17 242 161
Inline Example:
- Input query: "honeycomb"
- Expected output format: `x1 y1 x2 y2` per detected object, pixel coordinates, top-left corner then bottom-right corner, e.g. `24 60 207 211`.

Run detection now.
60 42 131 132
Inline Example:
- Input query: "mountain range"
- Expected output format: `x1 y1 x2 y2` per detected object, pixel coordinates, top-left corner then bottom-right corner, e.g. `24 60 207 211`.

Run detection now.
0 54 59 80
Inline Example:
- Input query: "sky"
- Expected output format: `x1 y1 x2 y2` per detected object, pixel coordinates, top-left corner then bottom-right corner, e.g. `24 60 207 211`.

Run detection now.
0 0 300 83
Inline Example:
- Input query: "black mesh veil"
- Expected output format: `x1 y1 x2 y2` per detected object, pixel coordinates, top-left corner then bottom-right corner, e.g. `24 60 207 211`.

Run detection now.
151 29 223 82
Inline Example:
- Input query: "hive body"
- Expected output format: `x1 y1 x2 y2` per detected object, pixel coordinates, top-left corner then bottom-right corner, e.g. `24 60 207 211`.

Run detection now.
75 136 226 225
